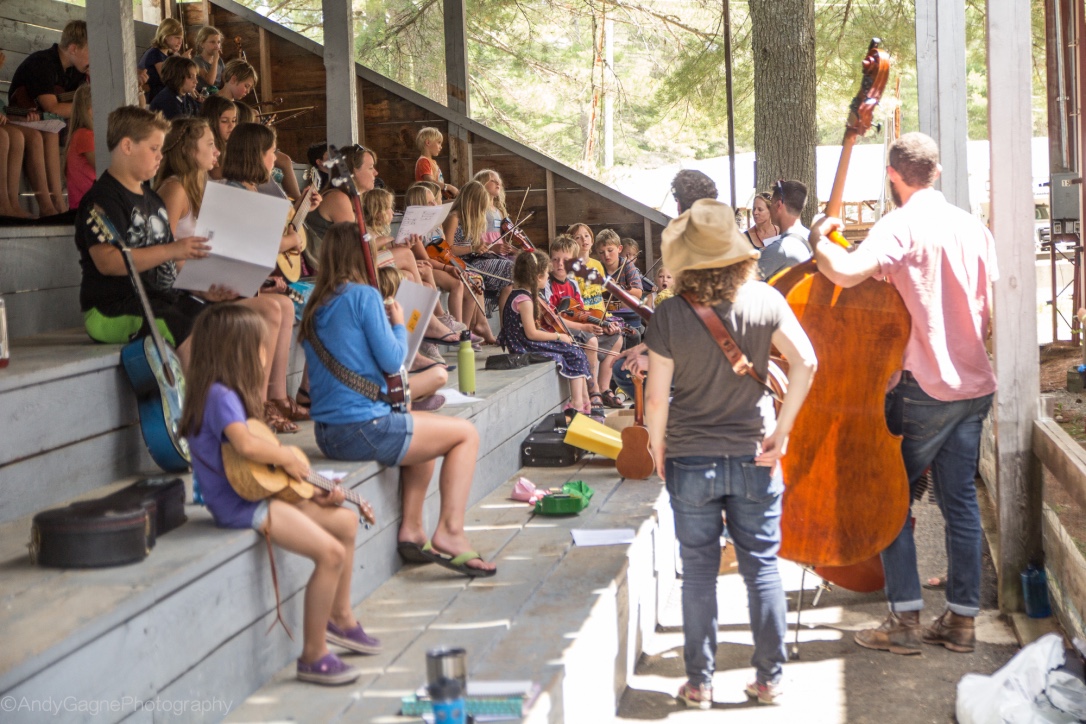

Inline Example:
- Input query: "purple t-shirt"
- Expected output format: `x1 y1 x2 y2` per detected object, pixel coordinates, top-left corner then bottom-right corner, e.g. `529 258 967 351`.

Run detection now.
187 382 261 529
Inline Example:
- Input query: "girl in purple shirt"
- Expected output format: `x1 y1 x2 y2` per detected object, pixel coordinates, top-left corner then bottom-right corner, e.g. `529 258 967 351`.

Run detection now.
180 304 380 686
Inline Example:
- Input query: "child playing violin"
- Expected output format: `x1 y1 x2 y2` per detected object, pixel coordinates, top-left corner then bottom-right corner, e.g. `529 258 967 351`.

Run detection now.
546 235 624 412
499 250 592 419
180 304 381 687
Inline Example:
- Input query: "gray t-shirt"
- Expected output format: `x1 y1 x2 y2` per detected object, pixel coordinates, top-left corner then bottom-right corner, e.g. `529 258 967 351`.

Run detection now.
194 56 225 93
644 282 792 457
757 232 811 280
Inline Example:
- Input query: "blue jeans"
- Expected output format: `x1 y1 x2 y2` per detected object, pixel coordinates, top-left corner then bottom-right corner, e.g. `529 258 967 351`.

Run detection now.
666 456 787 686
881 374 993 617
612 358 636 399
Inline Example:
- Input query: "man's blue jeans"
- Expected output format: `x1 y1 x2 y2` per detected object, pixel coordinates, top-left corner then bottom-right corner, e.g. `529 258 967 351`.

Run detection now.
881 374 993 617
666 456 787 687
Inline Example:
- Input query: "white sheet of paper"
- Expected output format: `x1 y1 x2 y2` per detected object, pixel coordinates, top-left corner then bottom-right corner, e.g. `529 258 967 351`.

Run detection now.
316 470 350 482
8 118 66 134
437 388 482 405
394 278 440 362
394 202 452 245
174 182 291 298
571 528 636 547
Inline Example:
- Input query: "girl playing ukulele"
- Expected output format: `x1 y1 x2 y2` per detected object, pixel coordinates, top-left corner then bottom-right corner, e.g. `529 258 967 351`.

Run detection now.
180 304 381 687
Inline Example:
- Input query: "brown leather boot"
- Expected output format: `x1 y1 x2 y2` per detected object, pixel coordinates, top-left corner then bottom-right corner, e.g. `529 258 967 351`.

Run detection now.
854 611 922 655
922 610 975 653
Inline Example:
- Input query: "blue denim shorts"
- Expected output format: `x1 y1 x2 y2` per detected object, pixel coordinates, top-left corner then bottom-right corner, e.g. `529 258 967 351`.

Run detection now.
315 413 414 467
250 500 270 532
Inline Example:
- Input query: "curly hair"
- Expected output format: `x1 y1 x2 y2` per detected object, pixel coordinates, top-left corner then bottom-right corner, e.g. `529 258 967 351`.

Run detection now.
671 170 718 212
676 260 757 306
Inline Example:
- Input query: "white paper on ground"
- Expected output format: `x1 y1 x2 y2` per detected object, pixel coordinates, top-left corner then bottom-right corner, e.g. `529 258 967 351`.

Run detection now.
571 528 636 547
395 202 452 245
395 279 440 362
315 470 350 482
437 388 482 405
174 181 291 297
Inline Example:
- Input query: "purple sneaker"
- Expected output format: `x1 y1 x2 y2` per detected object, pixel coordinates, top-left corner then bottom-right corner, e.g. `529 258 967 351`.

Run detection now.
327 621 383 655
296 652 360 686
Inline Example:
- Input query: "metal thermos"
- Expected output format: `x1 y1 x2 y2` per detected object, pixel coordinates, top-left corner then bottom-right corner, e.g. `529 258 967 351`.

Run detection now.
427 677 466 724
426 646 467 690
0 297 9 368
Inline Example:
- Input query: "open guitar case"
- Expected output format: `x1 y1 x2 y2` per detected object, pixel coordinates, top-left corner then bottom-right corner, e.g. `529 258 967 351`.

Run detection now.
30 477 187 569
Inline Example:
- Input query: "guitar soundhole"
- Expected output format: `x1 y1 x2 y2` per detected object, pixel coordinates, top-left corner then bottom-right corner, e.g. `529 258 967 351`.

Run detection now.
266 464 276 473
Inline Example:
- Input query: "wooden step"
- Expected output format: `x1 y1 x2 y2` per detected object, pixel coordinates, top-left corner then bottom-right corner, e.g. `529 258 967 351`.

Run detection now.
226 461 672 723
0 226 82 339
0 355 565 721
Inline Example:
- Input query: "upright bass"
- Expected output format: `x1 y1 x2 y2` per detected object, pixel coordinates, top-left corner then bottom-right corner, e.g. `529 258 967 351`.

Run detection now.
771 39 911 592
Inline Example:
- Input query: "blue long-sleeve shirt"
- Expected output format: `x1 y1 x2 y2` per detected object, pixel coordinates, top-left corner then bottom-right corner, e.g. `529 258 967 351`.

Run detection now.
302 283 408 424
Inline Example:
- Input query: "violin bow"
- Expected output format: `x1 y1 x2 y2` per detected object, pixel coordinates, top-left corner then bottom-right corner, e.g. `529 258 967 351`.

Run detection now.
514 186 531 226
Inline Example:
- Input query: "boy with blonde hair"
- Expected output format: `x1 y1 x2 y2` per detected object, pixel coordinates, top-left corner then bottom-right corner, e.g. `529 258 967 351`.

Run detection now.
414 126 458 199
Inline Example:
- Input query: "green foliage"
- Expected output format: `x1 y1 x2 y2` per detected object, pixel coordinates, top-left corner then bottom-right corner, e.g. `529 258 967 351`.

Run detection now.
236 0 1049 178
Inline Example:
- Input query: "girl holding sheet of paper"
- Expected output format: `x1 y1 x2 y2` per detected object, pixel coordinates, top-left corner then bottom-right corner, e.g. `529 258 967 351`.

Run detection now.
155 117 303 436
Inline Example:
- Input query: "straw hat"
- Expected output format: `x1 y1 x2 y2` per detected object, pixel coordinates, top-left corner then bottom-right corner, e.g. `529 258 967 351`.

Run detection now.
661 198 759 275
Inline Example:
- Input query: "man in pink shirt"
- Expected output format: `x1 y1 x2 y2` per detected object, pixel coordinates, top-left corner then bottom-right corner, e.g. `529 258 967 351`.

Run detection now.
813 132 997 657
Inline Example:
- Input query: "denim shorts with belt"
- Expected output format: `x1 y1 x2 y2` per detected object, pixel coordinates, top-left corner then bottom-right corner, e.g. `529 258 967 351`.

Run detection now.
666 455 787 687
880 371 993 617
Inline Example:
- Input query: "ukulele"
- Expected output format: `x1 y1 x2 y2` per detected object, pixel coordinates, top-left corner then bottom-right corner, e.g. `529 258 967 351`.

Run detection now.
324 145 410 411
278 167 317 282
222 418 376 525
615 375 654 480
85 206 191 472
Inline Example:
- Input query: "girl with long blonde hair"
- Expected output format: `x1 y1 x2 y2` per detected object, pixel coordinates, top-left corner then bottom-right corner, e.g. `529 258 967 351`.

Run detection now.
301 223 497 578
139 17 191 102
442 180 514 315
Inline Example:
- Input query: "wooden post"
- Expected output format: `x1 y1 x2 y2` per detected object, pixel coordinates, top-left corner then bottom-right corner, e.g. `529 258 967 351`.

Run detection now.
987 0 1043 613
546 170 557 244
444 0 472 187
321 0 358 146
257 28 273 106
916 0 970 211
86 0 140 177
643 218 654 272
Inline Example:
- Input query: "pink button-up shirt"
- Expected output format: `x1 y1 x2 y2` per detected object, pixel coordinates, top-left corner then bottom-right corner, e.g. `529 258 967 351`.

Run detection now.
863 188 998 401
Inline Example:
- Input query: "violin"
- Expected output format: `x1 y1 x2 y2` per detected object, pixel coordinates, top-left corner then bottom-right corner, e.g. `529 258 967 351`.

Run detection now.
500 217 534 251
234 36 247 62
426 237 484 295
557 300 606 325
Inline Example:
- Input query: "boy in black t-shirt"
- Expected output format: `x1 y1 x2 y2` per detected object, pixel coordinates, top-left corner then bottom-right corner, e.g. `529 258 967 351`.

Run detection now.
74 106 212 366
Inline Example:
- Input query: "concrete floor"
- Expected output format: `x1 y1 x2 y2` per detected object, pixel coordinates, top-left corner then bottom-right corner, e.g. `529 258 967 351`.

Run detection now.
616 495 1020 722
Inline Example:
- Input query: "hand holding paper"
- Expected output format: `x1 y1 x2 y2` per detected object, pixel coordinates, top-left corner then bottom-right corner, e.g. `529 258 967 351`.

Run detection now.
395 202 453 245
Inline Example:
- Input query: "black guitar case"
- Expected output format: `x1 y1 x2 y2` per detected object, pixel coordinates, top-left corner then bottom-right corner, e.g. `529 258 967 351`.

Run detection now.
520 413 585 468
30 504 151 568
97 477 187 543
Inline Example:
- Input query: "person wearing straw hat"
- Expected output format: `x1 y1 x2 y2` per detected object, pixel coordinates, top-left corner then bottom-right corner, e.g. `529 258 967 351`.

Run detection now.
644 198 817 708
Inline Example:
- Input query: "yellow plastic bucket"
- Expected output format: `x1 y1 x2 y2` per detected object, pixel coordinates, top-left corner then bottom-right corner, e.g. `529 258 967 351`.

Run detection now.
564 413 623 460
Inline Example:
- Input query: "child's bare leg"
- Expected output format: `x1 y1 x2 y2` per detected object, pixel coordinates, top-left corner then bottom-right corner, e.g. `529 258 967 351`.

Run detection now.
238 295 287 401
42 130 64 211
400 413 494 572
432 268 464 324
410 365 448 402
571 377 589 412
0 128 13 216
391 247 422 284
298 503 361 631
15 127 57 216
263 499 347 663
3 127 27 216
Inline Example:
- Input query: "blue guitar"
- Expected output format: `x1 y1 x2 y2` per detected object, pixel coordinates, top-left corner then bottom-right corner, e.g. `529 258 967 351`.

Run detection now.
86 206 191 472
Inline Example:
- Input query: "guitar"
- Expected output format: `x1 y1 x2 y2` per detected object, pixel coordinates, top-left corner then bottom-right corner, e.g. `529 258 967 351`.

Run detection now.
615 376 654 480
278 167 316 282
567 257 789 413
222 418 376 525
323 145 410 412
85 206 191 472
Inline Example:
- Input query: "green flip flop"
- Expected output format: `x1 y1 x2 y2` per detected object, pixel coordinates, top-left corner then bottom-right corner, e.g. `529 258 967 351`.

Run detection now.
425 548 497 578
397 540 435 564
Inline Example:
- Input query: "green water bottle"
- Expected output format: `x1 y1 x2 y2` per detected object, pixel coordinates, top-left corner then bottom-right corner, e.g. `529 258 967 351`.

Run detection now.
457 330 475 395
